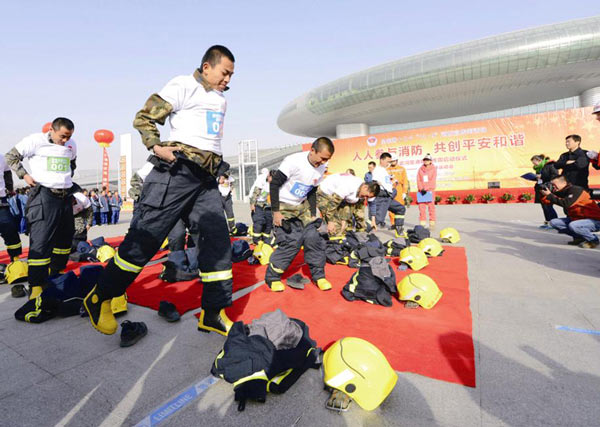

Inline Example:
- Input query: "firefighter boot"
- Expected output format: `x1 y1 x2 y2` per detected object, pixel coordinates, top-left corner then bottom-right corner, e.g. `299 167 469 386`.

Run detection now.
83 285 118 335
197 308 232 336
316 278 332 291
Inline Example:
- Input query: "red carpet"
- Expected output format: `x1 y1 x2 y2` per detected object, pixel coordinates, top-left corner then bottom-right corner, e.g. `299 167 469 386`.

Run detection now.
128 253 307 315
0 235 166 266
219 247 475 387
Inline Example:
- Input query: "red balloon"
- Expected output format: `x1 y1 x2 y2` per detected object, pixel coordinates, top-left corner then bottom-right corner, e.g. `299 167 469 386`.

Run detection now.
42 122 52 133
94 129 114 145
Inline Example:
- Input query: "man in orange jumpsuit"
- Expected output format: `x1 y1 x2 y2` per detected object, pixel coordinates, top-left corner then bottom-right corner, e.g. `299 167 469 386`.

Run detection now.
386 153 410 227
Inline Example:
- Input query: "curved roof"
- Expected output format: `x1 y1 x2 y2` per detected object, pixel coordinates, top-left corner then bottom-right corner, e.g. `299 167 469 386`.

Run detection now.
278 16 600 137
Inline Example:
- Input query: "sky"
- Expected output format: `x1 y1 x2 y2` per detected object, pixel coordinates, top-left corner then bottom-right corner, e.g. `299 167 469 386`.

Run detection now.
1 1 599 172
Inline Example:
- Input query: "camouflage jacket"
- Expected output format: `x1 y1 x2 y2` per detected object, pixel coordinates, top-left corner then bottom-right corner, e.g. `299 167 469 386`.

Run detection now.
132 69 225 177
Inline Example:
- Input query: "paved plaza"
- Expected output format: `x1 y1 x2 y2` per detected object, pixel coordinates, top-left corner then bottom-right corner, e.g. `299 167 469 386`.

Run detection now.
1 202 599 427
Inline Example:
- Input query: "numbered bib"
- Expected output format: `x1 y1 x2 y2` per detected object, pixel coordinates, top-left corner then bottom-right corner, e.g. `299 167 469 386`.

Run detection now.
47 156 70 173
290 182 313 198
206 111 224 137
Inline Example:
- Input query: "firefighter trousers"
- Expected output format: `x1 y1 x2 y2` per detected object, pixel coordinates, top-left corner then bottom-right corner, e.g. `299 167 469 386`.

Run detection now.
265 218 325 285
26 187 74 287
96 158 232 310
251 205 272 244
222 193 236 233
0 202 22 260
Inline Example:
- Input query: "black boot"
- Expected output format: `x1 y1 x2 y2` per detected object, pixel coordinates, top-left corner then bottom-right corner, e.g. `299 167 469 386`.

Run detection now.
197 308 232 336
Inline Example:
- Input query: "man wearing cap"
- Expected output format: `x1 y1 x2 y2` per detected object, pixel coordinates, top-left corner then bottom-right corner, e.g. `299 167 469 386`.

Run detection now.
386 153 410 226
371 152 406 236
416 154 437 229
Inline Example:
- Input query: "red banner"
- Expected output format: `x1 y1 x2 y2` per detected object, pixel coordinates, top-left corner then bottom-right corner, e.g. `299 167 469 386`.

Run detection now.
102 147 109 190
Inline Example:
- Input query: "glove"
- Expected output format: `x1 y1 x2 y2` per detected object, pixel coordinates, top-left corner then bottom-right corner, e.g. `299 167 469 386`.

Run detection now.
586 150 598 160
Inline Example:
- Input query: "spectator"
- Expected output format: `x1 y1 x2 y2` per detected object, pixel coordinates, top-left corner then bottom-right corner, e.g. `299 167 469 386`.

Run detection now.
345 168 355 176
541 175 600 248
90 190 101 226
416 154 437 229
364 161 376 183
387 153 410 226
530 154 559 229
16 188 28 233
371 152 406 235
110 191 122 224
99 189 110 225
554 135 590 189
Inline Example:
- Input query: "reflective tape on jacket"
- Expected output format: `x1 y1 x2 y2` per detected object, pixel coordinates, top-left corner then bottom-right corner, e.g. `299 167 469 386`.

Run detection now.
6 242 22 250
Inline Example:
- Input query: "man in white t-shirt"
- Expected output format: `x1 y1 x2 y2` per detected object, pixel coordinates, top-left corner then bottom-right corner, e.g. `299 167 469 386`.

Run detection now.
71 188 93 251
0 154 22 262
371 152 407 236
6 117 77 301
249 169 274 245
83 45 236 337
317 173 380 237
265 138 334 292
218 173 237 234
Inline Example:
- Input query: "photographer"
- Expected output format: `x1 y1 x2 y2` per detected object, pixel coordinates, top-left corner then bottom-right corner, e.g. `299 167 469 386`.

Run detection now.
531 154 559 229
541 175 600 248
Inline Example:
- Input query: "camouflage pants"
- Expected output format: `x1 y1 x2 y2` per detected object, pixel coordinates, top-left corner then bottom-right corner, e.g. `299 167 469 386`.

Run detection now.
317 191 362 237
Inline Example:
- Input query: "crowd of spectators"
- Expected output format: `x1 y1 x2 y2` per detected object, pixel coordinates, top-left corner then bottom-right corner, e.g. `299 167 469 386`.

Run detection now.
6 186 123 235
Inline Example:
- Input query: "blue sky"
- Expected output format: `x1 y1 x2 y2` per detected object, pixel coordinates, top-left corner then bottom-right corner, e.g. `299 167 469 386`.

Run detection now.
1 1 598 170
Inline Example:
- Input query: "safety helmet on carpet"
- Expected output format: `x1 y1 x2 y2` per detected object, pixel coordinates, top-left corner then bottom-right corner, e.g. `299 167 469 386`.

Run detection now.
417 238 444 257
397 273 442 309
398 247 428 271
96 245 116 263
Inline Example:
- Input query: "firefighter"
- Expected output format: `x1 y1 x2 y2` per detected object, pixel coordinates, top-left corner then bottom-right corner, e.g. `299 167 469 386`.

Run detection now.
249 169 274 245
0 154 22 262
265 138 334 292
317 172 380 238
83 45 236 336
371 152 406 236
5 117 77 300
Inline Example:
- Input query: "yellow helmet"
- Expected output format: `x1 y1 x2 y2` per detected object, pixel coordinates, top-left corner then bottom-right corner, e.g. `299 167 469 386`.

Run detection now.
397 273 442 309
97 245 116 263
257 243 274 266
323 337 397 411
6 260 28 284
417 238 444 257
439 227 460 244
399 247 428 271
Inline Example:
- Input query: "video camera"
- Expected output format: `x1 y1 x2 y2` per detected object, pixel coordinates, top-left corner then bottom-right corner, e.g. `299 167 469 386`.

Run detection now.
590 189 600 200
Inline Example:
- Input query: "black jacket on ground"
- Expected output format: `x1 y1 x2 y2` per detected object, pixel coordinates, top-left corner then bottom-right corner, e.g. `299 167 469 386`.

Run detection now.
554 148 590 189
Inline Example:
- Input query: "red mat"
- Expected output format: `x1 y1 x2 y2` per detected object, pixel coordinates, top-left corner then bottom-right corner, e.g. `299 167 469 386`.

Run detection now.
218 247 475 387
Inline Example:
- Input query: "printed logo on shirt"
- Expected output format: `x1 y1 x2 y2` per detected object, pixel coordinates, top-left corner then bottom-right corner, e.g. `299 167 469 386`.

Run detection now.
206 112 224 137
290 182 313 198
47 157 70 173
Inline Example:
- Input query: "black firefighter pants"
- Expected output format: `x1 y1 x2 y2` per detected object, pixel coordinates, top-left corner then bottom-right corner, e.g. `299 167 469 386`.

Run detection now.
26 187 74 287
0 202 22 260
222 193 236 233
375 195 405 229
251 205 273 244
96 158 233 310
265 218 325 285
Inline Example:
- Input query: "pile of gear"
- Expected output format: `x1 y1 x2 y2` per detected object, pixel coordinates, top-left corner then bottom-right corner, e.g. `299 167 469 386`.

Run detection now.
325 226 461 310
211 309 398 412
